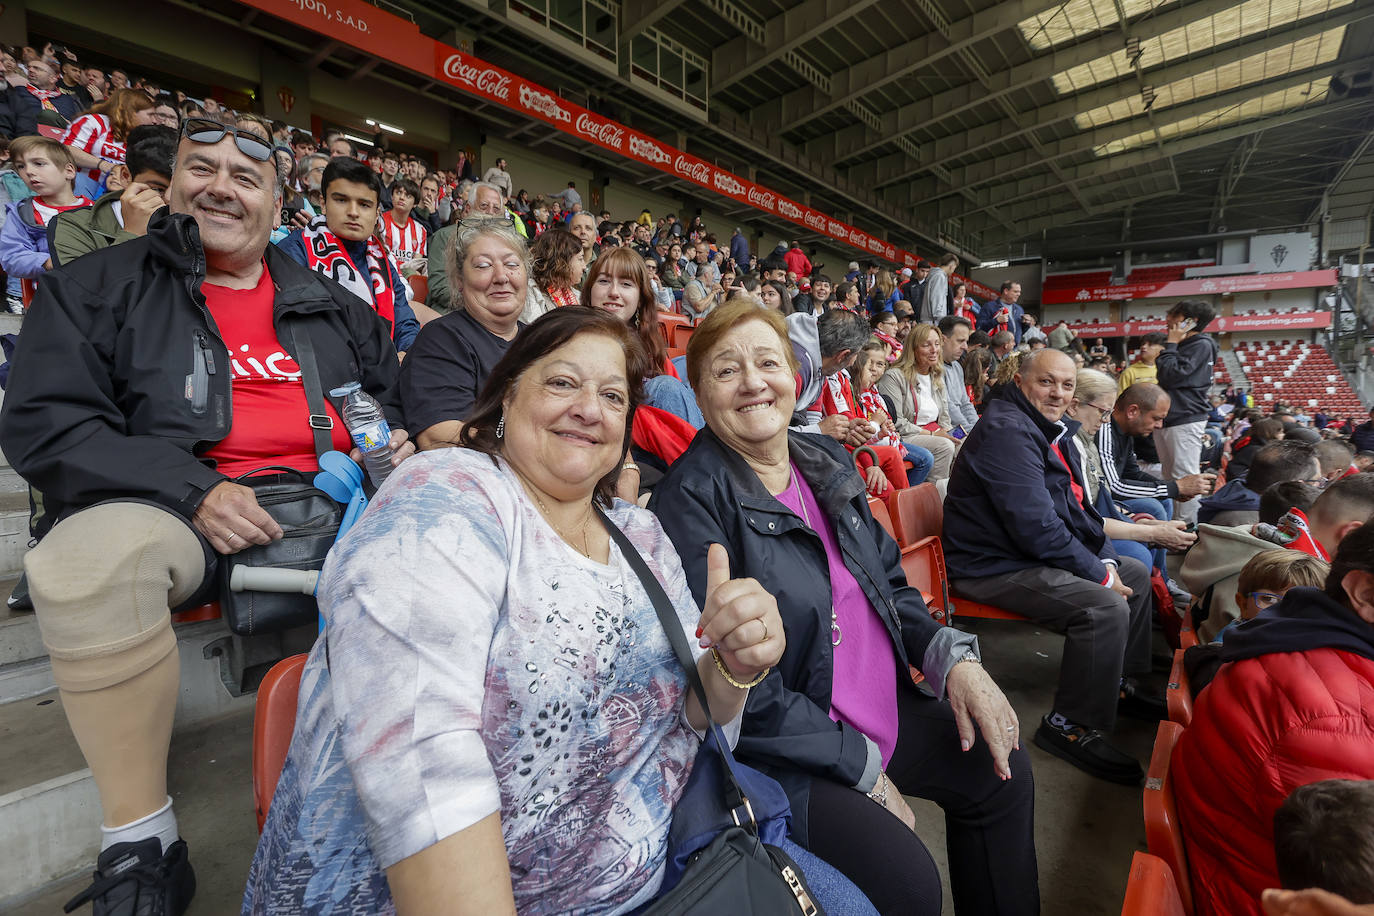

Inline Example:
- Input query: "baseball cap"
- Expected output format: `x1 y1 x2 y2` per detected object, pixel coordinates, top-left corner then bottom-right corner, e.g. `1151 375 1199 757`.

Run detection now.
899 268 912 277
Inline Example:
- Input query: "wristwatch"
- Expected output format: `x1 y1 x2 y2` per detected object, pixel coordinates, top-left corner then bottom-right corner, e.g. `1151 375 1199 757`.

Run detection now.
955 649 980 667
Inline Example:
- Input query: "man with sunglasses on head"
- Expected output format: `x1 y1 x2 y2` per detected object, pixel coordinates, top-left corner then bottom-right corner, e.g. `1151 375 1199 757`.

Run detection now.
0 115 412 915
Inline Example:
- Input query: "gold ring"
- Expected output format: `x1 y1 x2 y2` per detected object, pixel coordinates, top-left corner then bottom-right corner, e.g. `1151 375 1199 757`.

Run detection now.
227 531 237 542
760 620 769 643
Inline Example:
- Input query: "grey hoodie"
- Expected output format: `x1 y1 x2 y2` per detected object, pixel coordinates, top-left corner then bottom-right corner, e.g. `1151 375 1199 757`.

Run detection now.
785 311 824 432
1178 522 1273 641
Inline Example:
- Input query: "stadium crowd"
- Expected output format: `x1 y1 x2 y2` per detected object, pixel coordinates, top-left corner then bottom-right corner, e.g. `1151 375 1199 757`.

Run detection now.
1 41 1373 916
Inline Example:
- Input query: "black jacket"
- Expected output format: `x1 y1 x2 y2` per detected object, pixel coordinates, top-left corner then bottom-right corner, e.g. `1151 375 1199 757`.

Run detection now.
1096 416 1177 502
0 85 37 140
650 428 961 838
0 210 403 537
1155 333 1218 427
944 384 1117 584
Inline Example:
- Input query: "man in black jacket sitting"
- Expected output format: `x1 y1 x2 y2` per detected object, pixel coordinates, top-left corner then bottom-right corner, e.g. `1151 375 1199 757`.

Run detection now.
0 115 412 914
943 348 1161 785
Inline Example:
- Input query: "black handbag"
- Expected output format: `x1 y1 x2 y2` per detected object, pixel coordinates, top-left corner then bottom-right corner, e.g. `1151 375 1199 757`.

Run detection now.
219 326 344 636
597 510 823 916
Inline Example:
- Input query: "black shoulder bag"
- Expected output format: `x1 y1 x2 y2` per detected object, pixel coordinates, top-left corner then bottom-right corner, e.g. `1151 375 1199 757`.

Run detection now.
597 509 824 916
219 325 344 635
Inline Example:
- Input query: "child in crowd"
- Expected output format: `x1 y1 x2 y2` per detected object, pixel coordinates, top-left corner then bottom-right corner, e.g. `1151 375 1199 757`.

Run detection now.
1184 548 1329 695
849 336 934 496
1274 779 1374 904
0 136 90 283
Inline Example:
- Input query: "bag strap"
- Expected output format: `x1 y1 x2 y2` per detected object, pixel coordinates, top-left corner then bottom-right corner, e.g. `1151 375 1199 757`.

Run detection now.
288 323 334 459
596 507 758 830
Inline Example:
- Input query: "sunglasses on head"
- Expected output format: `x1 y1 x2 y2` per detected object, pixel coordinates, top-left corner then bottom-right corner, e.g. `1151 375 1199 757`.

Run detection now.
181 117 273 162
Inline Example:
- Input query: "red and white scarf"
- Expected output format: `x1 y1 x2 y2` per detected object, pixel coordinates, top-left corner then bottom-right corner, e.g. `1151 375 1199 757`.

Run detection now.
25 85 61 113
301 215 396 327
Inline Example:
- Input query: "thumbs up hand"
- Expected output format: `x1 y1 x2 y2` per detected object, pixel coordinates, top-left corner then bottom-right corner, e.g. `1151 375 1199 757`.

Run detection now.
696 543 785 686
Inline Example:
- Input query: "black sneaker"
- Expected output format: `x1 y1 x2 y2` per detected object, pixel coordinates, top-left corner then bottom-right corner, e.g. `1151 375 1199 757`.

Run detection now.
1033 716 1144 786
1118 678 1167 721
63 838 196 916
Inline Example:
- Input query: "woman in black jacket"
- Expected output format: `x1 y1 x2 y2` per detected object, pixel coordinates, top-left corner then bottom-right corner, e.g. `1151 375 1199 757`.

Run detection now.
650 299 1038 915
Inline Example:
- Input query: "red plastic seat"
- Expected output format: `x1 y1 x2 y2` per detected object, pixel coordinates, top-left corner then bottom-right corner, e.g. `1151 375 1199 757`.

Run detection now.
253 654 308 832
671 323 695 349
1144 720 1193 915
892 483 942 547
1166 649 1193 728
408 274 429 304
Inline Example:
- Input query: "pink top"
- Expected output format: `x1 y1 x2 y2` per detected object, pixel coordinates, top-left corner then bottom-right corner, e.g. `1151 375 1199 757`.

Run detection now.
775 464 900 765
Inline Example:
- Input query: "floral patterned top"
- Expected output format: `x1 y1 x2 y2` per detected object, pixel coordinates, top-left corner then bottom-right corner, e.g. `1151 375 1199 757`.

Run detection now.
244 448 715 914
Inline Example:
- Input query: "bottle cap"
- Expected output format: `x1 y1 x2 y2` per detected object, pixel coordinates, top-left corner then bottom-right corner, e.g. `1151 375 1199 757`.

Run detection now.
329 382 362 398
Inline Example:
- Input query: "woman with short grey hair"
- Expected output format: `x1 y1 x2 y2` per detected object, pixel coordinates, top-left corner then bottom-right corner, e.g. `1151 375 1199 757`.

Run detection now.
400 216 531 450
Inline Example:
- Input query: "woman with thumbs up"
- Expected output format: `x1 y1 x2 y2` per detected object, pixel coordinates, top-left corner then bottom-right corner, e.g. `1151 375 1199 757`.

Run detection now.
247 307 809 914
652 299 1039 916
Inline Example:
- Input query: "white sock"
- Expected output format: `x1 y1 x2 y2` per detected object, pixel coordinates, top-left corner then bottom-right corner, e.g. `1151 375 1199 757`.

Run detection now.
100 795 178 853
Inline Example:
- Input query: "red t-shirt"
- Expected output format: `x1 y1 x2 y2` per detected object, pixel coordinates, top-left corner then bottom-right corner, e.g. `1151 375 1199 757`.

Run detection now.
202 266 351 478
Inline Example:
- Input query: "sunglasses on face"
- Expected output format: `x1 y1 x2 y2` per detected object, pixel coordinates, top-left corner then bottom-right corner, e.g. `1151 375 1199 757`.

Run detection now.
181 117 273 162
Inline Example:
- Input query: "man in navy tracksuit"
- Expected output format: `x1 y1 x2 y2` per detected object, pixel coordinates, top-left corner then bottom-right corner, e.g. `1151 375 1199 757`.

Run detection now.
943 348 1160 785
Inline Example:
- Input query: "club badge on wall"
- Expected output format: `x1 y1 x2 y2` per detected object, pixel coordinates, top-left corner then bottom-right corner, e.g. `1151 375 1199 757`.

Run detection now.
277 86 296 115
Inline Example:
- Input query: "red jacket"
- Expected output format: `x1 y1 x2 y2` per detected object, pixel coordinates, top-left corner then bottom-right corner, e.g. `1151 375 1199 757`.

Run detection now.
783 247 812 279
1172 588 1374 916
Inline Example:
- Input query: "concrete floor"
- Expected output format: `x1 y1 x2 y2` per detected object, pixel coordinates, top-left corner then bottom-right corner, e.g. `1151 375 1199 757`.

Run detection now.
14 617 1160 915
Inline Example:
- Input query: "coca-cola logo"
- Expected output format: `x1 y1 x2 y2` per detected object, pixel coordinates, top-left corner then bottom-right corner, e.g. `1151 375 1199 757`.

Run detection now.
747 187 776 211
849 229 865 244
673 155 711 184
440 54 512 101
867 237 883 252
629 136 670 164
574 112 625 149
778 200 804 220
518 84 570 122
903 255 915 267
804 212 826 230
714 172 746 196
827 220 846 236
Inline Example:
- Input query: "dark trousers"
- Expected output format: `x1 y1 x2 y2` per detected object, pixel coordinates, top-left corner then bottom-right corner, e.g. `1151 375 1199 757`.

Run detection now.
951 556 1153 731
802 685 1039 916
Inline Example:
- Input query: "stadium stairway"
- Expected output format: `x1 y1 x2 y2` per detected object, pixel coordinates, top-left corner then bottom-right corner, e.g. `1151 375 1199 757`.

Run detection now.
1218 349 1248 395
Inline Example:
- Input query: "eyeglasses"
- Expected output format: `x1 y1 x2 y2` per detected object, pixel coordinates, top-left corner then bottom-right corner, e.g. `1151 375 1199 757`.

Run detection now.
1247 591 1284 610
181 117 272 162
644 264 658 272
458 214 514 229
1076 400 1113 422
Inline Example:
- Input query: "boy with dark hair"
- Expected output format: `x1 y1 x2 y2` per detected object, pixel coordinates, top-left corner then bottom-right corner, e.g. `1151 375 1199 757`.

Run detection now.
1275 780 1374 904
50 124 178 265
0 136 90 282
277 158 419 353
1259 480 1323 527
380 176 426 264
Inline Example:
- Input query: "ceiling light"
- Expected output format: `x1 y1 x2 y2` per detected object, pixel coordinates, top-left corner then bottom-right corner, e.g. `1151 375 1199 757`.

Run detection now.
365 118 405 135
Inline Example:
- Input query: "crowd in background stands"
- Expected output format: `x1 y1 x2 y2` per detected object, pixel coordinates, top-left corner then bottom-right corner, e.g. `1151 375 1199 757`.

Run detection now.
2 35 1374 916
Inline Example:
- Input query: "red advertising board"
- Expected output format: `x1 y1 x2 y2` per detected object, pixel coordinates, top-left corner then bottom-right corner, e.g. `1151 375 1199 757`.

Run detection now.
233 0 996 298
1043 269 1337 304
1067 311 1332 338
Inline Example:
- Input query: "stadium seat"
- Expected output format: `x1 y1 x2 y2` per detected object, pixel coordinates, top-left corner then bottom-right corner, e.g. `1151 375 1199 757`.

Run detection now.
867 495 898 543
671 323 695 349
1144 720 1193 915
20 278 36 308
1120 851 1187 916
892 483 941 546
253 653 308 832
1166 649 1193 728
408 274 429 304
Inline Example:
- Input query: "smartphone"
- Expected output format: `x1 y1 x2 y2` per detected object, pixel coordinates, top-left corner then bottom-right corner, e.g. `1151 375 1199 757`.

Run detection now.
1178 317 1197 332
281 205 302 225
951 426 967 440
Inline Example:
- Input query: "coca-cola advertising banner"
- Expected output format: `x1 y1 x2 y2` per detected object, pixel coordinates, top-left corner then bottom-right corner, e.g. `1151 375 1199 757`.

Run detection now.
1043 269 1337 305
234 0 996 296
1067 310 1332 339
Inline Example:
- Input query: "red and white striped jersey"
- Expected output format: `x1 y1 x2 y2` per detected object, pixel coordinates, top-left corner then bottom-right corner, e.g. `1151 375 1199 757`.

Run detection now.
61 114 126 181
31 196 93 226
380 213 427 262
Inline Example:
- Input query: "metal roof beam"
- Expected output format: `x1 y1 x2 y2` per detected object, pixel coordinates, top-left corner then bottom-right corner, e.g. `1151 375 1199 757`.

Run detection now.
711 0 882 91
620 0 688 41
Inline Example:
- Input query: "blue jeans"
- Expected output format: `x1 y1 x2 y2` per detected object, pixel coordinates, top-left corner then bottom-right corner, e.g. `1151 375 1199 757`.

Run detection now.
903 444 934 486
1111 538 1160 577
644 374 704 429
1120 496 1172 521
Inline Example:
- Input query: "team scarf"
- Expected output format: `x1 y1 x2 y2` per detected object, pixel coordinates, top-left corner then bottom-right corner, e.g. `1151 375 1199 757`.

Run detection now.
25 85 61 112
857 388 903 448
301 215 395 327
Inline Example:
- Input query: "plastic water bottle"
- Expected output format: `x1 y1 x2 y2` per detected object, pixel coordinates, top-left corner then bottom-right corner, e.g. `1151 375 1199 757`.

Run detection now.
330 382 395 487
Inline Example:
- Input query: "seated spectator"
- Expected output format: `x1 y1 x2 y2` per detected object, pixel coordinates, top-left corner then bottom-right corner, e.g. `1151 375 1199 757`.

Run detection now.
759 279 793 315
1257 481 1324 533
49 124 176 266
938 315 977 432
1173 524 1374 916
20 59 81 125
877 323 960 481
61 88 157 198
988 329 1015 370
651 299 1036 915
1199 441 1320 526
277 157 420 354
1069 369 1196 583
244 307 822 913
0 113 409 912
892 299 914 340
567 210 596 267
869 308 901 359
832 280 861 311
1316 439 1358 485
1306 472 1374 559
852 336 933 489
962 346 994 412
0 136 91 280
380 177 427 266
400 215 526 450
426 180 506 313
682 263 724 320
0 70 37 140
944 348 1161 784
1184 548 1330 696
1230 417 1286 482
950 281 979 325
521 226 583 323
1097 382 1216 520
1274 780 1374 905
1352 408 1374 453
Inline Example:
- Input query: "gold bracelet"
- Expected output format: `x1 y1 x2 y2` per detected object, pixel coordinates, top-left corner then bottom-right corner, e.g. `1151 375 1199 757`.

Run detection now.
710 647 769 689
